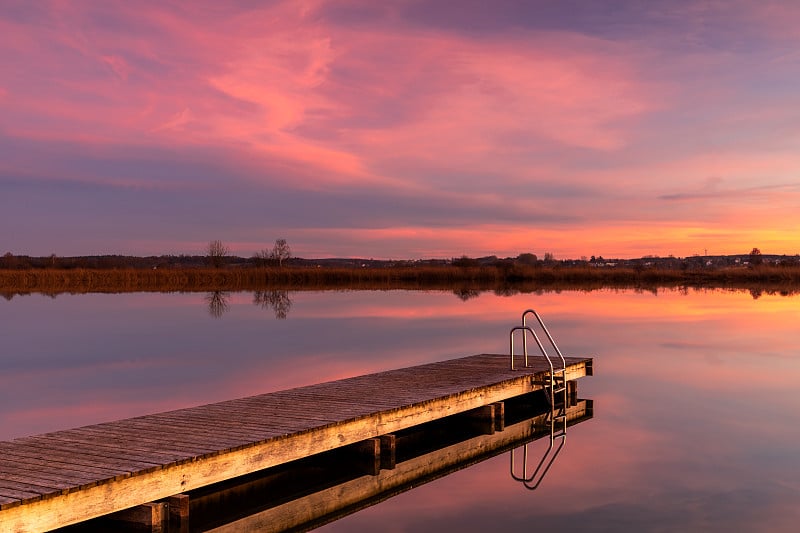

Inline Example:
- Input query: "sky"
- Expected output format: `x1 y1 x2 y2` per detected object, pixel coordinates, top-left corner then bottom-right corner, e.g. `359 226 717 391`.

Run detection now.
1 0 799 260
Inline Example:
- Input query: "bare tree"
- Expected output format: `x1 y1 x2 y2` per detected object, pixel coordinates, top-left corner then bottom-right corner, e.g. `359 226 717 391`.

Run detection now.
207 240 229 268
270 238 291 267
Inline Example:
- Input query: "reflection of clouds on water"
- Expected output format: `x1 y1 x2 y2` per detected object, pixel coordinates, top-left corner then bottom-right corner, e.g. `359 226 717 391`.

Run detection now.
205 291 230 318
253 290 292 319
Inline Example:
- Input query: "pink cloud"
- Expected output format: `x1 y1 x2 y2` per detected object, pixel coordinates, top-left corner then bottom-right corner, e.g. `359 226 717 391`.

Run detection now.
0 1 657 191
101 54 131 81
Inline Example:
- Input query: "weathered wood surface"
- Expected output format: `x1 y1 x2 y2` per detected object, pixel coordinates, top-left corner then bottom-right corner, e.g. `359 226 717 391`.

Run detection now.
0 353 592 532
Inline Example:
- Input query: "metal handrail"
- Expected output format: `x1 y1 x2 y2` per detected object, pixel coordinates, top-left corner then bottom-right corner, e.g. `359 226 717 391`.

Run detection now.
509 326 549 370
522 309 567 370
520 309 567 405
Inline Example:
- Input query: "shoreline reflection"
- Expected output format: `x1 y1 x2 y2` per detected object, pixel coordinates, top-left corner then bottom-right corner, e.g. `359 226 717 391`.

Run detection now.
204 291 230 318
253 290 292 319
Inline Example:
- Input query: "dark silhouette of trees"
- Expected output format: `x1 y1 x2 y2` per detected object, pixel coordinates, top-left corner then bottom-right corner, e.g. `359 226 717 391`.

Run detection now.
749 247 763 266
253 249 270 267
254 238 292 267
452 255 479 267
1 252 16 269
207 240 229 268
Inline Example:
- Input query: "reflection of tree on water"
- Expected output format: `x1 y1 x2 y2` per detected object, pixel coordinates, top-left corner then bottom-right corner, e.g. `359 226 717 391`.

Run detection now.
205 291 231 318
253 290 293 319
453 288 480 301
493 287 519 297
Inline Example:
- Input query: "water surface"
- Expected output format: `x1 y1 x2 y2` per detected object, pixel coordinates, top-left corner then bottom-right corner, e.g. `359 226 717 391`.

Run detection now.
1 288 798 531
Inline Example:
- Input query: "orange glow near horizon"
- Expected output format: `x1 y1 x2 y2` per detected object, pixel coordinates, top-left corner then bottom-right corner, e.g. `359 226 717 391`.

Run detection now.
285 221 800 260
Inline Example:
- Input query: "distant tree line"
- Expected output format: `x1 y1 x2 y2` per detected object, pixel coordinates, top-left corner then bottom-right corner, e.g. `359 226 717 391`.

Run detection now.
3 246 799 272
252 238 292 268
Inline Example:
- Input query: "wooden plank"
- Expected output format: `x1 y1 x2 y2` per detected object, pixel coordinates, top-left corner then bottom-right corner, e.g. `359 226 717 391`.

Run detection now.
177 402 344 424
0 446 148 479
1 440 165 472
0 452 129 481
67 424 258 453
0 479 61 499
0 465 104 491
28 435 204 465
37 429 224 457
136 411 314 436
0 494 24 511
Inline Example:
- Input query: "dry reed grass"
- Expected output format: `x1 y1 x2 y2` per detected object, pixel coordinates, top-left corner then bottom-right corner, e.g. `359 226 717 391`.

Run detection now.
1 265 800 298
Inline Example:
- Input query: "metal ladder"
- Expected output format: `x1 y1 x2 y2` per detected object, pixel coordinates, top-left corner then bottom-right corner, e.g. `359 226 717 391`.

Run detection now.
509 309 569 489
509 309 567 406
510 398 567 490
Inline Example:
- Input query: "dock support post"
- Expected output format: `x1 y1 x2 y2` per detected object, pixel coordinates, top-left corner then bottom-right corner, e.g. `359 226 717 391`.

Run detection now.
461 404 497 435
567 380 578 407
380 434 397 470
110 502 166 531
492 401 505 432
167 494 190 533
355 438 382 476
351 435 397 474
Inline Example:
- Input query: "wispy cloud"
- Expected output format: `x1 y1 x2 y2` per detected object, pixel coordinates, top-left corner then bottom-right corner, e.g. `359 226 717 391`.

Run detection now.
659 179 800 201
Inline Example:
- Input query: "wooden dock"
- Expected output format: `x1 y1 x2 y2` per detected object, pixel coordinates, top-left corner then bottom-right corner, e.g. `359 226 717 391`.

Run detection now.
0 353 592 532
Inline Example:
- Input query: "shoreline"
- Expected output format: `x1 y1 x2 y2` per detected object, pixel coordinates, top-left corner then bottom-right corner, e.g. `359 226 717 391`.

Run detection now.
2 265 800 297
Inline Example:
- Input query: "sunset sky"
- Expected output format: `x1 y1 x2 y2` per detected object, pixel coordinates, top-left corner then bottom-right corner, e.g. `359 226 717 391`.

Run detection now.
2 0 799 259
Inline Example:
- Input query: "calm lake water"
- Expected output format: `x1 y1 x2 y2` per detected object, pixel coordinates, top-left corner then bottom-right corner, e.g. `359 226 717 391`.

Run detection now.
2 288 799 531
